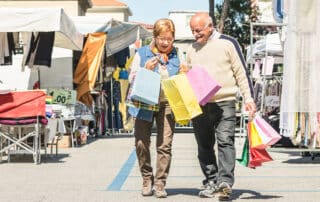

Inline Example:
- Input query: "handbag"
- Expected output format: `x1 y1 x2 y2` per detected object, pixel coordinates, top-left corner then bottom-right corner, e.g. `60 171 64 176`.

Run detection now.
237 136 250 167
249 147 273 168
186 65 221 106
253 115 282 146
130 68 161 105
247 121 265 149
246 121 273 168
238 123 273 168
162 74 202 125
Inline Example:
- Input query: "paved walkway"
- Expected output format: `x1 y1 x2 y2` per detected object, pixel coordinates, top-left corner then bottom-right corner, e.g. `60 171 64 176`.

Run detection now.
1 133 320 202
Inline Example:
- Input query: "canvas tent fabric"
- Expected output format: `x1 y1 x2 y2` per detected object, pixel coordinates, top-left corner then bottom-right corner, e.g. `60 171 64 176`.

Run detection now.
71 16 110 35
72 16 152 56
0 90 46 118
73 32 107 106
0 7 83 50
0 90 46 164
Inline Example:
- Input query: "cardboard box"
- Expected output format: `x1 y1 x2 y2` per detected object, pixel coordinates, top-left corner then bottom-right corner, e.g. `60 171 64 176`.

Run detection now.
47 135 71 149
58 135 71 148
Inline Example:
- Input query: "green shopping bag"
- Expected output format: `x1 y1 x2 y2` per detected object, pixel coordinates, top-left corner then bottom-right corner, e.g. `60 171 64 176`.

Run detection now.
237 136 249 167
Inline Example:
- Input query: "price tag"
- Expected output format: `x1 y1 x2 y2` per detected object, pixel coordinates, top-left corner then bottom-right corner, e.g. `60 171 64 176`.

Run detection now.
48 89 77 105
265 95 280 107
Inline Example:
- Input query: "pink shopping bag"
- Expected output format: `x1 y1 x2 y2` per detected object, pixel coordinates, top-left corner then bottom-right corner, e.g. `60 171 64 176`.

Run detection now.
253 116 282 146
247 121 266 149
252 118 273 147
186 65 221 106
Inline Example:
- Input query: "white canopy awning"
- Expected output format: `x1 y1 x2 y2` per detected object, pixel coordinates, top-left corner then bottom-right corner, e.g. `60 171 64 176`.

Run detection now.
0 7 83 50
72 16 152 56
246 33 283 64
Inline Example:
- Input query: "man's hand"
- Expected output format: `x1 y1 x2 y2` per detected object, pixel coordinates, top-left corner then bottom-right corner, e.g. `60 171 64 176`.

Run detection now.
245 102 257 120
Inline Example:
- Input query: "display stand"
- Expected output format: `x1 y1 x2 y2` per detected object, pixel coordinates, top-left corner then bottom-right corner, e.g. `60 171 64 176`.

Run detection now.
0 90 46 164
247 22 320 158
237 22 284 144
249 22 285 114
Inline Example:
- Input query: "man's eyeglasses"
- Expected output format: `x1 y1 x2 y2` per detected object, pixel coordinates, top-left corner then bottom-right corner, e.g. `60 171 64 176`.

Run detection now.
156 37 174 43
191 23 210 34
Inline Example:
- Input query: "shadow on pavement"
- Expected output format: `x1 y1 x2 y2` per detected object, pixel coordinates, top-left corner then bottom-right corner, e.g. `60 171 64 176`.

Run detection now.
98 134 135 139
282 157 320 164
0 153 70 164
166 188 200 196
232 189 282 200
41 153 70 163
167 188 282 200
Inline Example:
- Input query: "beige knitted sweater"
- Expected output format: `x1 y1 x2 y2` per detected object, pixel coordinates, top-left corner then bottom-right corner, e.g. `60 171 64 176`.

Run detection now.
186 31 254 104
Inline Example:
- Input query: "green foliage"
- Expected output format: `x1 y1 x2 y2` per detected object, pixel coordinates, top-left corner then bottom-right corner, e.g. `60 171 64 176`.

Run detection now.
215 0 251 50
142 38 152 46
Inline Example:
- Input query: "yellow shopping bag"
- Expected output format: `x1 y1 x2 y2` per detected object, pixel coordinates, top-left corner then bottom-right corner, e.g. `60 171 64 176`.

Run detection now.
247 121 266 149
162 74 202 125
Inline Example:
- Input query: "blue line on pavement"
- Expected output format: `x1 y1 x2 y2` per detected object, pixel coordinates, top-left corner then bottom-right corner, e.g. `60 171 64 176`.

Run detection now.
128 175 320 179
107 149 136 191
118 189 320 193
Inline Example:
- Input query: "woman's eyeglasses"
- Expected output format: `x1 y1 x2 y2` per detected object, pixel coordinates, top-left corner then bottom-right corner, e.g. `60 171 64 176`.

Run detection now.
156 37 174 43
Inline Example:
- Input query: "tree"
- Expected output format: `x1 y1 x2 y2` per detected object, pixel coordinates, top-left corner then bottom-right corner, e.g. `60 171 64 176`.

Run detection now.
209 0 216 25
215 0 252 51
218 0 230 33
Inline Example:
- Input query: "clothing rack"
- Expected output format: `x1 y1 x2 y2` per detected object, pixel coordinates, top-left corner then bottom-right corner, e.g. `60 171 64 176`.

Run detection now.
248 22 320 158
107 73 134 136
249 23 285 114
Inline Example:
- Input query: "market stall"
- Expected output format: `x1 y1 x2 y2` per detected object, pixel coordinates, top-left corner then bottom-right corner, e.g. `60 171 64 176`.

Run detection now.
0 7 84 163
71 16 151 136
0 7 83 90
279 0 320 152
72 16 151 56
245 0 320 156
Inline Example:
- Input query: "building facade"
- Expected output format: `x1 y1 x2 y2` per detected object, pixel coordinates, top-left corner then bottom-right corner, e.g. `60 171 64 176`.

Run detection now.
86 0 132 22
0 0 92 16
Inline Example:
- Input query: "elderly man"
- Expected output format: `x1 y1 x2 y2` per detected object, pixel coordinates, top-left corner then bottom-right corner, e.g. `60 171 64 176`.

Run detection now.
184 12 256 200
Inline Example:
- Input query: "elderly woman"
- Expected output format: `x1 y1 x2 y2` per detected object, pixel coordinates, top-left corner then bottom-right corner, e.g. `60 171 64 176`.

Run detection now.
128 18 180 198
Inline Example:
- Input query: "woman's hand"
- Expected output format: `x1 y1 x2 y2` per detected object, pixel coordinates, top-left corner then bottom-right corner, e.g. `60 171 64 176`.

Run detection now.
179 62 191 73
145 56 160 70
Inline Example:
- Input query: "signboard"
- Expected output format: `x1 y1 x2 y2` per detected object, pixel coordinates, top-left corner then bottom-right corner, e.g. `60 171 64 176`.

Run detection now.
265 95 280 107
47 89 76 105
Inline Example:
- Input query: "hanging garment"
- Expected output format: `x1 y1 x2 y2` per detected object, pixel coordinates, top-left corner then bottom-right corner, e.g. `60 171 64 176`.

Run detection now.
0 33 9 65
73 32 107 106
102 79 123 129
114 47 130 68
119 79 129 129
0 32 15 65
253 80 263 112
281 0 320 113
25 32 55 69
